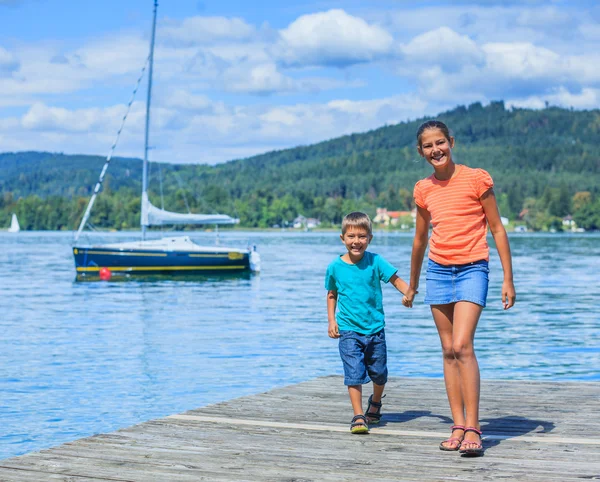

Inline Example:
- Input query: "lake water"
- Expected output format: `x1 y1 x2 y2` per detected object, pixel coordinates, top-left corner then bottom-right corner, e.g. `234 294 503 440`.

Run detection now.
1 230 599 460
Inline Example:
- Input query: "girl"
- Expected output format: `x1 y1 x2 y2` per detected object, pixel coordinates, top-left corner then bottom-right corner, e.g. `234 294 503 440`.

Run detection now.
404 120 516 456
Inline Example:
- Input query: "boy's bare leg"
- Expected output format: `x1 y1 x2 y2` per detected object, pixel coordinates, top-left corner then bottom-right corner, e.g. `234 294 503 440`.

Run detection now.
365 383 385 422
453 301 483 448
366 382 385 418
348 385 364 418
371 383 385 403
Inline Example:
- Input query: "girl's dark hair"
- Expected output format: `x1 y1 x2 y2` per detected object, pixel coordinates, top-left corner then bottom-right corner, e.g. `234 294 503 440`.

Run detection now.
416 120 451 147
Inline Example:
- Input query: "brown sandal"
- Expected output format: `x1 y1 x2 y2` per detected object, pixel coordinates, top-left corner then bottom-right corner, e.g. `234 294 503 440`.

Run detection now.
439 425 465 451
459 427 484 456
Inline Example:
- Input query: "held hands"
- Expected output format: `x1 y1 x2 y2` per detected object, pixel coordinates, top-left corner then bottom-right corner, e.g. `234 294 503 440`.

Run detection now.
502 280 516 310
328 321 340 338
402 287 418 308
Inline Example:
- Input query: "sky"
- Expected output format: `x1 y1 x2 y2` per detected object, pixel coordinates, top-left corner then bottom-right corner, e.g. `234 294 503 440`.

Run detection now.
1 0 599 165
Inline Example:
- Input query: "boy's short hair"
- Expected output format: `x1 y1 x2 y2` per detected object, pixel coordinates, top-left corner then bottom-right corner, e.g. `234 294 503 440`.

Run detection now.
341 212 372 235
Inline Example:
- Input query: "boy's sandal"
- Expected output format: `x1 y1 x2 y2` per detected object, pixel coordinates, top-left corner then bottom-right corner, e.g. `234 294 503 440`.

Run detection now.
439 425 465 451
365 394 385 424
350 414 369 434
459 427 484 456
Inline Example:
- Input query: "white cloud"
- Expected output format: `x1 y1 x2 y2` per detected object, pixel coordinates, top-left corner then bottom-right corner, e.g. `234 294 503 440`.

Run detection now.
0 38 149 104
69 35 149 76
579 22 600 41
392 26 600 106
383 4 595 53
21 102 137 133
0 46 19 76
223 63 296 94
508 87 600 110
2 2 600 164
163 89 213 112
259 108 298 127
399 27 485 72
515 7 569 29
276 9 394 67
7 93 432 164
179 94 428 151
160 16 255 46
483 42 561 79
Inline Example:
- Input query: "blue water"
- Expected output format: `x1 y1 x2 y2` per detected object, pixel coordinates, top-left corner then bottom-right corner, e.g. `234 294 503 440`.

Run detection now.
1 231 599 459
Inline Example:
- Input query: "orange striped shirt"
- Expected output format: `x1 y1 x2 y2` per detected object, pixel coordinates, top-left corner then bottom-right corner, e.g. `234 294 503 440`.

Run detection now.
414 165 494 265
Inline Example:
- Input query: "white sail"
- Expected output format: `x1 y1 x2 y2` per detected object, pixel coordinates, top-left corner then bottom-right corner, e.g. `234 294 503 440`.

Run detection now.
8 213 20 233
140 192 238 227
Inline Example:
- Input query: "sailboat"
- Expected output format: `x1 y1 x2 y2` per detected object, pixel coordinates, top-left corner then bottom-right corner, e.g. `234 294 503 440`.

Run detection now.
72 1 260 279
8 213 20 233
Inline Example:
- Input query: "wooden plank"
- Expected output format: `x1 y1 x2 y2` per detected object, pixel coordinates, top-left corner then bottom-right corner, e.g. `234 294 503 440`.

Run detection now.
1 377 599 481
167 414 600 444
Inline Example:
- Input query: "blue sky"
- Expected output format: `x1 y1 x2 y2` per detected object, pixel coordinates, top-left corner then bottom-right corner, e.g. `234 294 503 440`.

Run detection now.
1 0 599 164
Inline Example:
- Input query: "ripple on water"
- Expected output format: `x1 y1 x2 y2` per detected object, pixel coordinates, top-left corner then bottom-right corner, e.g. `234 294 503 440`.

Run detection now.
0 231 599 459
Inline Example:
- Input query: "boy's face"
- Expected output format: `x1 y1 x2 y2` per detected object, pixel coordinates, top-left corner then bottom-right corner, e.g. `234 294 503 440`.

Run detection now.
341 226 372 259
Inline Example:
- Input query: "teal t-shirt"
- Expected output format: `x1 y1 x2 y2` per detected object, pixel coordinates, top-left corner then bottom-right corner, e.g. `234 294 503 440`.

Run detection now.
324 251 398 335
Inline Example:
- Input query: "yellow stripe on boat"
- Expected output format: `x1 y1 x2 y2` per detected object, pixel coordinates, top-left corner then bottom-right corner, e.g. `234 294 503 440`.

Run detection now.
188 254 232 258
77 251 234 258
81 250 169 257
76 265 246 272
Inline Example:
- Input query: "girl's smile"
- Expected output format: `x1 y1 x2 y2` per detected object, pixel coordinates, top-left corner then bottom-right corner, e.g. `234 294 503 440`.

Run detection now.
418 128 455 170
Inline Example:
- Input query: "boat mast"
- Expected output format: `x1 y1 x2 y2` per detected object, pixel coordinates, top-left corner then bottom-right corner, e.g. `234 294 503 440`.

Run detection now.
142 0 158 240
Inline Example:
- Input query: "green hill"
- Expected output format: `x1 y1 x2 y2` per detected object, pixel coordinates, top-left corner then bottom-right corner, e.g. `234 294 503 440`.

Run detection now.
2 101 600 231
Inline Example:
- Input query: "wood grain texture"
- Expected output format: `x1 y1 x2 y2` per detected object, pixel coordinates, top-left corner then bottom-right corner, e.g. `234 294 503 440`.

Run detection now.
1 376 599 481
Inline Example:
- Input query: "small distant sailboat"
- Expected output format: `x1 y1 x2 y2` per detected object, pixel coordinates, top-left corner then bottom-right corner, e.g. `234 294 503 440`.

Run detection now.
8 213 20 233
72 1 260 279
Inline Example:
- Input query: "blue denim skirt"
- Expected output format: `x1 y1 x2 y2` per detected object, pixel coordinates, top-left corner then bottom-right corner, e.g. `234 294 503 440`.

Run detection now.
424 259 489 307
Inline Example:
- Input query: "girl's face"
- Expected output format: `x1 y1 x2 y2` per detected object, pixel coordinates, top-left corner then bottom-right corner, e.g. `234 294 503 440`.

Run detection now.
417 128 455 169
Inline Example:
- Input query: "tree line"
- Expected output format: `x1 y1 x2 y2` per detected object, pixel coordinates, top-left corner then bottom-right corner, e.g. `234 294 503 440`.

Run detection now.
2 102 600 231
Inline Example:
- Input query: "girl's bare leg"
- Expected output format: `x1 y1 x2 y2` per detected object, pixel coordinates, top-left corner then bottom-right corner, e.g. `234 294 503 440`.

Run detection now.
431 304 465 448
452 301 484 447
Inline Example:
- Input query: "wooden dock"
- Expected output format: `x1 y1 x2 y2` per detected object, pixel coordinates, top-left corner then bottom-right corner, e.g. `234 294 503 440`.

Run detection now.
1 376 599 481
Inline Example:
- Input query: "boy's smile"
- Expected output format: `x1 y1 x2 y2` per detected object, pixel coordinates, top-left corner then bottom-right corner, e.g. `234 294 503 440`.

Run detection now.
341 226 372 263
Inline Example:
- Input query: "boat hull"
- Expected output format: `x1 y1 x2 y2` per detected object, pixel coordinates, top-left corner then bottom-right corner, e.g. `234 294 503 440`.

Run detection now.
73 245 251 279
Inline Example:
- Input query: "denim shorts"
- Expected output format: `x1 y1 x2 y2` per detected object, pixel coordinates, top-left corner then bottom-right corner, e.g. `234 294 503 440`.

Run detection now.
338 329 388 386
425 259 489 307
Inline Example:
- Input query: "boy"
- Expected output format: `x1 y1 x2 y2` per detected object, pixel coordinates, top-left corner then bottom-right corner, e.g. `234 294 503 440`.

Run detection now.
325 212 410 434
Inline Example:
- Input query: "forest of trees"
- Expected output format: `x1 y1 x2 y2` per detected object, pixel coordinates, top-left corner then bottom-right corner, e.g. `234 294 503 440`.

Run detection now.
2 102 600 232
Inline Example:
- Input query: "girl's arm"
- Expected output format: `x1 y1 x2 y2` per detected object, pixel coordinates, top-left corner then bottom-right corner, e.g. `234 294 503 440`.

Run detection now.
481 188 516 310
405 206 430 307
327 290 340 338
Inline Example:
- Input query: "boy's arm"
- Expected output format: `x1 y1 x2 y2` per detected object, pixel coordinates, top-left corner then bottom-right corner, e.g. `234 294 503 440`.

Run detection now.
389 273 409 295
327 290 340 338
389 273 414 308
